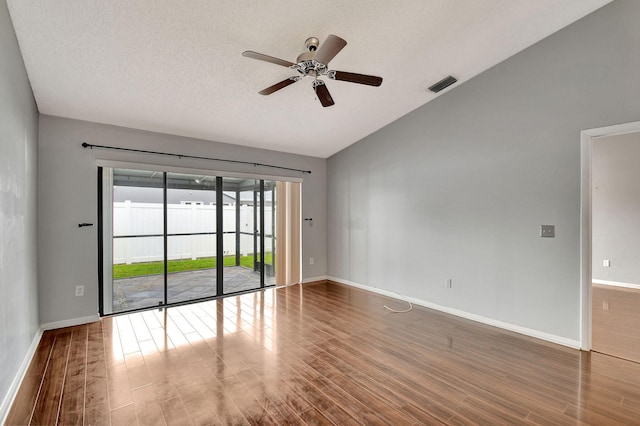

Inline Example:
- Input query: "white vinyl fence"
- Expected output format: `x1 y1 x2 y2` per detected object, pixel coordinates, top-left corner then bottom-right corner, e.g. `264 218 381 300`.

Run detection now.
113 201 273 264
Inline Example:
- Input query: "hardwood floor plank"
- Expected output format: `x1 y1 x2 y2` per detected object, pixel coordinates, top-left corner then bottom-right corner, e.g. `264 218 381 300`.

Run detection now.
10 281 640 425
135 399 168 426
284 375 361 425
400 402 451 426
593 284 640 363
111 403 138 426
316 338 457 422
159 396 193 426
230 368 307 424
304 352 416 424
107 364 134 410
58 327 89 424
57 409 82 426
5 332 56 425
297 407 335 426
30 330 72 425
85 402 110 426
177 382 222 425
523 409 577 426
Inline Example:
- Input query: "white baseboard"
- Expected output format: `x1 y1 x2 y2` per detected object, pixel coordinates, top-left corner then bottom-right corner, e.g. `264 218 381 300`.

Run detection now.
41 314 100 331
0 327 43 425
593 279 640 290
301 275 328 284
328 276 581 350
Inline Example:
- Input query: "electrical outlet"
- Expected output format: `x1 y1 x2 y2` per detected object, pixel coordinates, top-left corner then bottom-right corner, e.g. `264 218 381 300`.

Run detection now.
446 278 452 288
75 285 85 297
309 257 314 265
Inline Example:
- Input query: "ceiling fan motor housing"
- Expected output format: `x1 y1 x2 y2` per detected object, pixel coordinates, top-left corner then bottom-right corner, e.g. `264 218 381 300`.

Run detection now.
305 37 319 51
296 51 316 63
297 37 320 63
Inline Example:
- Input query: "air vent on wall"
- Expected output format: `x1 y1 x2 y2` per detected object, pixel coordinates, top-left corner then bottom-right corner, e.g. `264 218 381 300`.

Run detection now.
428 75 458 93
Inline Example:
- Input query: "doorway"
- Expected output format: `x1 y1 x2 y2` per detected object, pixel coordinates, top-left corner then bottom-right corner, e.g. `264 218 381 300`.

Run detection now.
581 121 640 357
590 131 640 362
99 166 301 315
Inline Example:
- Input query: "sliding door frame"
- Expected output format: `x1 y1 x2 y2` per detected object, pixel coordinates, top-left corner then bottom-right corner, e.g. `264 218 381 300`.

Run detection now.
97 167 104 316
216 176 224 296
260 180 266 288
163 172 168 307
97 161 302 316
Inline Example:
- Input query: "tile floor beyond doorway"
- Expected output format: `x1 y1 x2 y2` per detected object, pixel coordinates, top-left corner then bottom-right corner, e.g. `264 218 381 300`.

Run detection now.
112 266 270 312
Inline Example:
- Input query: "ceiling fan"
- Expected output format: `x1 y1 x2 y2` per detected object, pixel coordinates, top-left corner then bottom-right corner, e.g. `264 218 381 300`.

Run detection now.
242 34 383 107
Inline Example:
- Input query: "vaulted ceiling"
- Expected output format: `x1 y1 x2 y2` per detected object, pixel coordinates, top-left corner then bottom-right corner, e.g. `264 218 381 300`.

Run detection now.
7 0 611 158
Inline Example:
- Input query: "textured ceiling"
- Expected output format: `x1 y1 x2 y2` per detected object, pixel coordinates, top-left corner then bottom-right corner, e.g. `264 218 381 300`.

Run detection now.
7 0 611 158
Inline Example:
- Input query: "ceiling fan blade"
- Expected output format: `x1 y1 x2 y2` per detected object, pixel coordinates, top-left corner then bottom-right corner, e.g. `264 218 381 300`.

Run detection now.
313 80 335 107
313 35 347 66
259 77 299 95
328 71 383 87
242 51 295 68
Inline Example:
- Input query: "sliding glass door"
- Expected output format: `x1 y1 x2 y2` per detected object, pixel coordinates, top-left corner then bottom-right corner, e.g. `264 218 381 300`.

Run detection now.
167 173 217 304
264 181 277 286
100 167 300 315
107 169 165 314
222 177 259 293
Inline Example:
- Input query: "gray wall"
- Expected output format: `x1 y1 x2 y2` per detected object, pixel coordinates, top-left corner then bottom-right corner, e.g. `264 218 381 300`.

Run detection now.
327 0 640 341
593 132 640 284
0 0 39 417
38 115 327 325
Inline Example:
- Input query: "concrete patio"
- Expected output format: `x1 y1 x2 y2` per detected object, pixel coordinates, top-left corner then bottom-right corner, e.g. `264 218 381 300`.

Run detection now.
112 266 272 312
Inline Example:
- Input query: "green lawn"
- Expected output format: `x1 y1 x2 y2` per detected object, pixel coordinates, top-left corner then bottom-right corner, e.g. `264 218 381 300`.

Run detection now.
113 253 273 279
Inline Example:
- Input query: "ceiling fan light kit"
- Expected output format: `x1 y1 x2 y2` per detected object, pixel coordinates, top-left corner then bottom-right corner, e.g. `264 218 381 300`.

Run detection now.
242 34 383 107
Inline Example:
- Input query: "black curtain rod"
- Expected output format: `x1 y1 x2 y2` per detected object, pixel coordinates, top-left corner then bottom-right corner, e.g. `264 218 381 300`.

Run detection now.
81 142 311 174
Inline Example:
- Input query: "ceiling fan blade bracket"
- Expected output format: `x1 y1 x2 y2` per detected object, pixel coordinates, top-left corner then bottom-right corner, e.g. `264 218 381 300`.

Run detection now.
311 61 327 74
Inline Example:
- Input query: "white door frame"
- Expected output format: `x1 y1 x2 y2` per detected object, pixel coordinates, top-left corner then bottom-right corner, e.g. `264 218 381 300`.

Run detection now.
580 120 640 350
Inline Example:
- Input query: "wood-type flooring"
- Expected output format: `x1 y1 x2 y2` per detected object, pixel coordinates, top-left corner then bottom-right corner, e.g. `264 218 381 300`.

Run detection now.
7 280 640 425
592 283 640 363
